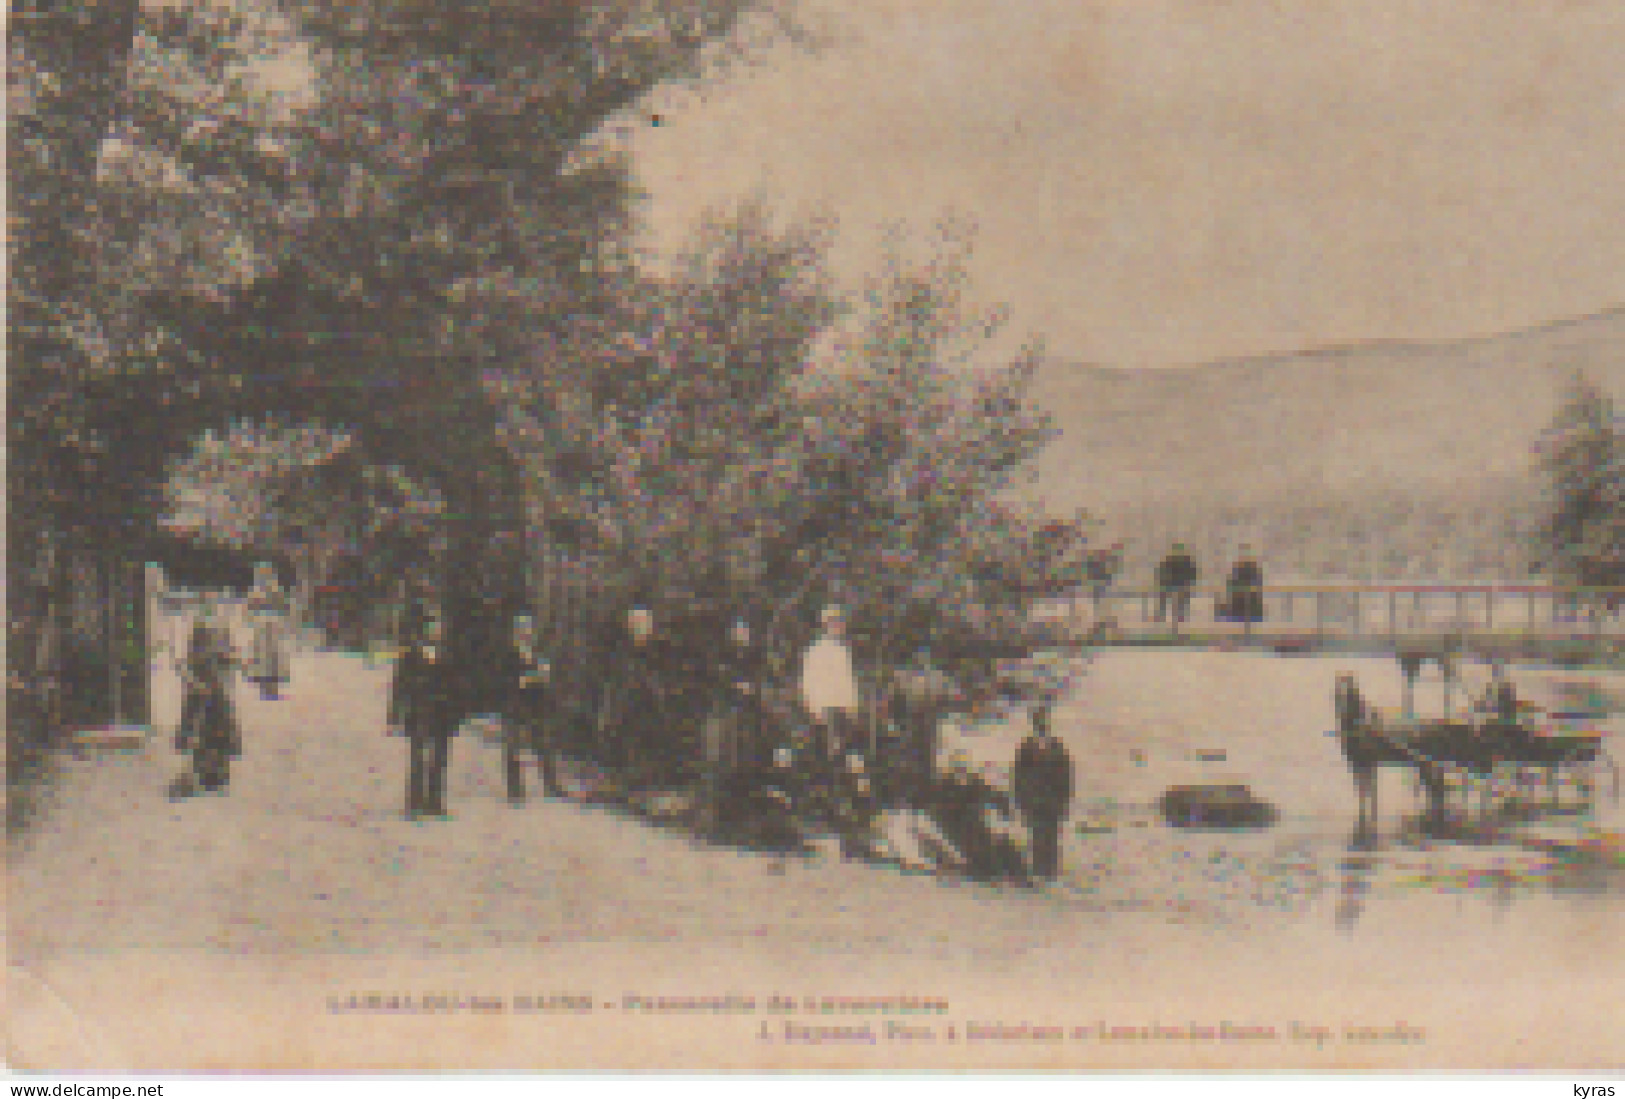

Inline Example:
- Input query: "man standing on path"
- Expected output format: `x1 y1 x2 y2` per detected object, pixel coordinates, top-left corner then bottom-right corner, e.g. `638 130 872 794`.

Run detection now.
1085 541 1124 619
501 613 562 804
1012 705 1074 882
245 561 291 701
699 615 764 837
798 604 874 857
606 603 672 789
389 612 462 820
800 604 861 761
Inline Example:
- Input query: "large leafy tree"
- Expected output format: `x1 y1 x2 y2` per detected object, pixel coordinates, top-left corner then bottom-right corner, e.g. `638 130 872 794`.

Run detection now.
9 0 301 796
502 207 1073 682
10 0 802 732
1534 371 1625 601
152 0 795 685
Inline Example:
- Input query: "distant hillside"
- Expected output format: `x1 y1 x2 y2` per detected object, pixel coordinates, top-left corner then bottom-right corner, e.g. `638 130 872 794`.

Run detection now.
1031 305 1625 511
1026 306 1625 581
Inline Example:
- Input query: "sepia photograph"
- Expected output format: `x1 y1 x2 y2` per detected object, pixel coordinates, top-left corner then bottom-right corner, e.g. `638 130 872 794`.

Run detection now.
8 0 1625 1076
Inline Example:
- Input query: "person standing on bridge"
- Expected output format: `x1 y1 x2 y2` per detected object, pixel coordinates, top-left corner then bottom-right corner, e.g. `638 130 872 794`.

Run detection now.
388 610 462 820
1085 542 1125 619
1154 543 1199 630
1224 546 1265 633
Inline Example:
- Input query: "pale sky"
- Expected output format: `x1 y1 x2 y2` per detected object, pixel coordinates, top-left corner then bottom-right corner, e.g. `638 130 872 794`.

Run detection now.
630 0 1625 367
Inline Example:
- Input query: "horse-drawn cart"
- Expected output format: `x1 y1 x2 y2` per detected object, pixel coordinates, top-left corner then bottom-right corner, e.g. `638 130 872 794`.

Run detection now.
1336 663 1620 838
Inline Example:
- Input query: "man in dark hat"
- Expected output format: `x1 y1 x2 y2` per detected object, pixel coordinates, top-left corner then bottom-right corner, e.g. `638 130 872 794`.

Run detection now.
593 603 679 791
388 611 462 820
1011 705 1074 881
698 615 765 836
500 613 563 804
1155 543 1199 630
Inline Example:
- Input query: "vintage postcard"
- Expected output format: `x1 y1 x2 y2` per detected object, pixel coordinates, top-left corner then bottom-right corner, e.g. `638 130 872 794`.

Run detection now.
9 0 1625 1076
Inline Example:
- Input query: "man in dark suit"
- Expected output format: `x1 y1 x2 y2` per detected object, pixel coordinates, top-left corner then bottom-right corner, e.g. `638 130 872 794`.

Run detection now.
1155 543 1199 629
698 615 766 835
600 604 675 790
389 612 462 820
1011 705 1074 881
501 613 562 804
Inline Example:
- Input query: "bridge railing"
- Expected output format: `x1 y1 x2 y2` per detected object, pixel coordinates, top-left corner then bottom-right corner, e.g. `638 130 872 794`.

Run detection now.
1041 584 1625 640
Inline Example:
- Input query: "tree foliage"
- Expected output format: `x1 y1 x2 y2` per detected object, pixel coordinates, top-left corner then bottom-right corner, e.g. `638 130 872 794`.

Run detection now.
9 0 803 720
501 207 1076 675
9 0 1084 801
1534 371 1625 590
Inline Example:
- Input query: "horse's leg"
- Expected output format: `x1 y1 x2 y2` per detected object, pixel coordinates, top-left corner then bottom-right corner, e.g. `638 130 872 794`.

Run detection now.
1370 765 1380 840
1419 762 1448 835
1352 763 1376 844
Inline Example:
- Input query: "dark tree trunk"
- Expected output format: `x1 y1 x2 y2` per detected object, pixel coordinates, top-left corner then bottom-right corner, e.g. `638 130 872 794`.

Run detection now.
10 0 143 748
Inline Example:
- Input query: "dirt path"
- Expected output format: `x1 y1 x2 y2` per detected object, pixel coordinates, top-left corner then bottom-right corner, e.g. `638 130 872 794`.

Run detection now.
8 650 1623 1070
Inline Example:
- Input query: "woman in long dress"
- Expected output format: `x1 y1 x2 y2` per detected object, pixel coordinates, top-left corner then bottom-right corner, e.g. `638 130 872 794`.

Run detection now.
170 611 242 798
245 561 290 700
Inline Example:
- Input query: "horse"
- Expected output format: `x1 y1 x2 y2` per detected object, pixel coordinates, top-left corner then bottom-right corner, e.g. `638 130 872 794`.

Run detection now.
1335 672 1510 841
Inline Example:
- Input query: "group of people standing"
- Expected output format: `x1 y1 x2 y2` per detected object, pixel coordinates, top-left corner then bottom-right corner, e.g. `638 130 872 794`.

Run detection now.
1083 539 1267 629
166 570 1080 885
381 596 1079 884
382 596 774 824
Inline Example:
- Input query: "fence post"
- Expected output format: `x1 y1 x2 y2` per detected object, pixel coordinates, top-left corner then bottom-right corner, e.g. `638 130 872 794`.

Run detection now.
1485 587 1493 631
1388 589 1397 646
1454 588 1465 628
1315 590 1325 640
1527 589 1536 631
